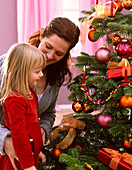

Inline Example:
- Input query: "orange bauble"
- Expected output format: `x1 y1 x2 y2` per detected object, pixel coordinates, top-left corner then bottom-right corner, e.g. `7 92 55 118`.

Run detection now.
123 138 132 148
120 95 132 108
88 29 99 42
111 33 122 46
122 0 132 10
52 148 63 159
114 0 124 12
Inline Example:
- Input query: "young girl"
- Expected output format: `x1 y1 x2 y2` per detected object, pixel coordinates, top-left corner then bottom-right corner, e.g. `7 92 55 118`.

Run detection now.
0 43 46 170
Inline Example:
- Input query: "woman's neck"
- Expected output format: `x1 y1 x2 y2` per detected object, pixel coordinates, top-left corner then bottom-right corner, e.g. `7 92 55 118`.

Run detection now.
36 75 47 95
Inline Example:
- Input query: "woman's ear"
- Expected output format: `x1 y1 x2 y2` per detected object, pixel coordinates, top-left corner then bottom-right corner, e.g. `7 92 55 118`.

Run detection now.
39 28 44 41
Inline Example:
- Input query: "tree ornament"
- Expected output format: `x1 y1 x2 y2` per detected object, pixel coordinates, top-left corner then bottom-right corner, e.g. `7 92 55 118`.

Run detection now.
121 38 132 45
112 102 120 108
70 89 74 93
88 29 99 42
123 138 132 148
114 0 124 12
96 114 113 128
116 39 132 58
122 0 132 10
111 33 122 46
85 163 93 170
120 95 132 108
52 148 63 159
95 46 111 63
83 103 94 113
72 101 84 113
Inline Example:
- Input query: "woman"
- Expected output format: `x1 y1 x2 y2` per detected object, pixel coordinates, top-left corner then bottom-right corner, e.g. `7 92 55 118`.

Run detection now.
0 17 80 169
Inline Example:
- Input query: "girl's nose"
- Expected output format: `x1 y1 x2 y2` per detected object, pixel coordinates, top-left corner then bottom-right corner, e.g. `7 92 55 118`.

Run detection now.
39 71 43 77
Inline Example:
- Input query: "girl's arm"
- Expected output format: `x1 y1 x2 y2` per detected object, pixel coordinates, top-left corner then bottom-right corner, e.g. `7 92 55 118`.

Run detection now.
4 97 35 169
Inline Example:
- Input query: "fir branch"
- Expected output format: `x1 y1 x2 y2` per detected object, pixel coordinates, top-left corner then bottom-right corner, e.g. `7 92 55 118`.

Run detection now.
59 153 85 170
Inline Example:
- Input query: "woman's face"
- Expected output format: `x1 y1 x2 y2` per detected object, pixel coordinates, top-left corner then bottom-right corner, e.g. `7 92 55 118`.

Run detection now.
38 34 70 66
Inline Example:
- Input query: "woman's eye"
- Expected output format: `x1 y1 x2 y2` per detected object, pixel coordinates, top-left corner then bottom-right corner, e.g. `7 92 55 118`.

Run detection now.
56 53 62 57
46 44 51 49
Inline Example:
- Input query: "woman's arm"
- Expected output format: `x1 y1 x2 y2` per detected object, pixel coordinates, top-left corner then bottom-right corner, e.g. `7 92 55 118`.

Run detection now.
24 166 37 170
38 84 60 142
0 124 11 155
39 97 56 142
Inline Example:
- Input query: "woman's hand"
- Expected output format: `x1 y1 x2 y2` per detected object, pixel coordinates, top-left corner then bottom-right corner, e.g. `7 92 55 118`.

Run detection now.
24 166 37 170
4 136 18 170
41 128 46 145
39 151 46 163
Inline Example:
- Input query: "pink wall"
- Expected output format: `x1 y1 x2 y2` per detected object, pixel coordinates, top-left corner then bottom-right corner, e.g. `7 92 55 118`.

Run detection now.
0 0 17 55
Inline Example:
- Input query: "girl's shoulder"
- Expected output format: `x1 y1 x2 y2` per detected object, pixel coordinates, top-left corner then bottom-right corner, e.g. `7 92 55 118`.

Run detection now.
5 89 36 103
5 92 26 103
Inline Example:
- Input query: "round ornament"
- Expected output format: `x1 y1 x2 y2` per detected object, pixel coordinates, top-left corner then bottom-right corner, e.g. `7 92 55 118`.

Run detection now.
95 46 111 63
123 138 132 148
121 38 132 45
120 95 132 108
83 103 94 113
96 114 113 128
122 0 132 10
72 101 84 113
111 33 122 46
114 0 124 12
88 29 99 42
70 89 74 93
52 148 63 159
116 39 132 58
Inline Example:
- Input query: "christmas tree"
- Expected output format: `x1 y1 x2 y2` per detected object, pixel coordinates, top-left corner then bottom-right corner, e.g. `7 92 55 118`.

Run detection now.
40 1 132 169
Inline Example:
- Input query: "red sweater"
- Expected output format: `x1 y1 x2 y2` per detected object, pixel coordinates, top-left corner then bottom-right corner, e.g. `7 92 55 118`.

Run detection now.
0 89 43 169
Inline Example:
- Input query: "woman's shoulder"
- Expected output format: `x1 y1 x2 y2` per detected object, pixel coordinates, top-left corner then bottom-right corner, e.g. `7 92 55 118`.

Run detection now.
47 84 60 91
0 54 6 65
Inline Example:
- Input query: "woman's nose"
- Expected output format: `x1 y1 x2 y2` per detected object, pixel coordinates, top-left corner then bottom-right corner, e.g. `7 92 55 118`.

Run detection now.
47 50 54 59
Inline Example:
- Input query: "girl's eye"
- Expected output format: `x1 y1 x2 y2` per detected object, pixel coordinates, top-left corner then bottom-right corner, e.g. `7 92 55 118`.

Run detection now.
35 70 41 74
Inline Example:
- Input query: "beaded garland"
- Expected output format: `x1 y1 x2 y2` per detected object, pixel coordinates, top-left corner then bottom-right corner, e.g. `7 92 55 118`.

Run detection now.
79 70 132 105
79 82 132 105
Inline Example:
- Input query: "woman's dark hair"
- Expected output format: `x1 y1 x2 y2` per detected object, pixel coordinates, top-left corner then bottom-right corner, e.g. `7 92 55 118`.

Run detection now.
28 17 80 86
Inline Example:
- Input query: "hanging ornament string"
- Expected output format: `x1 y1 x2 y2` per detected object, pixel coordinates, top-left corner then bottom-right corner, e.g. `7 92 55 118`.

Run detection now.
96 0 98 5
82 66 86 84
110 0 113 16
79 72 131 105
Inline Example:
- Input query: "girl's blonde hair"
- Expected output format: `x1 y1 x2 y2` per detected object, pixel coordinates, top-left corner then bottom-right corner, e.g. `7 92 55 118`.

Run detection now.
1 43 46 103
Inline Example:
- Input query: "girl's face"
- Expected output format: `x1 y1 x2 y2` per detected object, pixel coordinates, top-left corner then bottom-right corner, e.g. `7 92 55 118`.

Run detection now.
38 34 70 66
28 66 43 87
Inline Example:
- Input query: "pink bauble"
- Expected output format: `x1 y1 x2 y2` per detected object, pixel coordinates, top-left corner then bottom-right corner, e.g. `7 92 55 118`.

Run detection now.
96 114 113 128
95 46 111 63
116 39 132 58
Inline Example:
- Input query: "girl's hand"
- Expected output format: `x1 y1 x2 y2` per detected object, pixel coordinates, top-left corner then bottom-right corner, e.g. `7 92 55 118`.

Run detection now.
39 151 46 163
24 166 37 170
